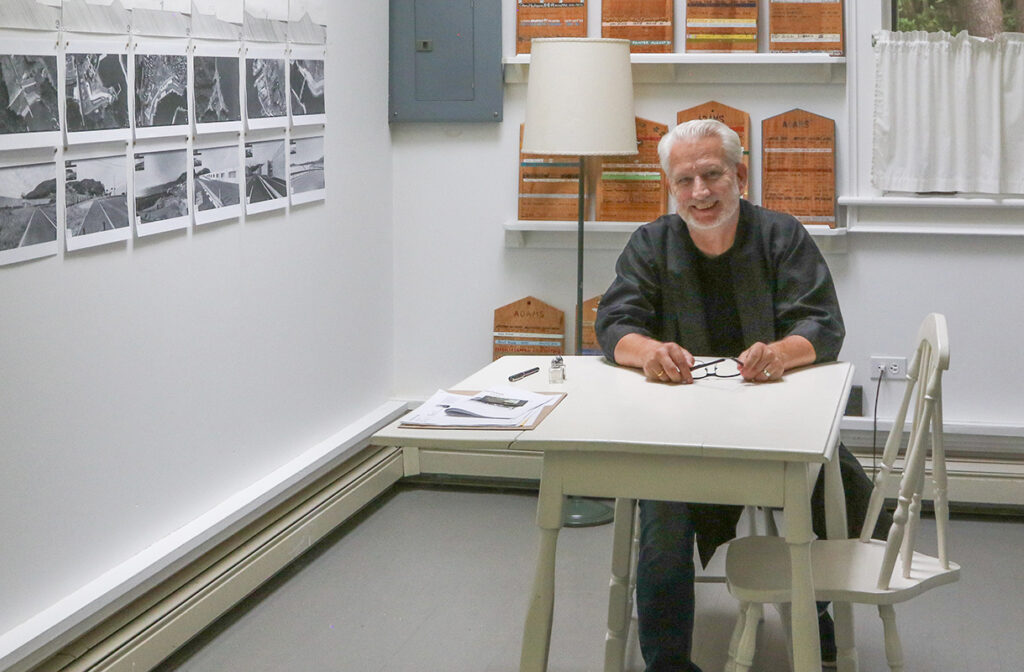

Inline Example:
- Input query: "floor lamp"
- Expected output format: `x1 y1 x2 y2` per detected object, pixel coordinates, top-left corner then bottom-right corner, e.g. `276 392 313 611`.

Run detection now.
522 38 637 526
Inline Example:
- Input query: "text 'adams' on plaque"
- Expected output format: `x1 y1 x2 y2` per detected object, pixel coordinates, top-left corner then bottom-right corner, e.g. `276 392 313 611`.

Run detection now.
494 296 565 360
769 0 844 56
602 0 674 53
516 0 588 54
761 108 836 228
579 294 603 356
518 124 586 221
677 101 750 199
596 116 667 223
685 0 758 53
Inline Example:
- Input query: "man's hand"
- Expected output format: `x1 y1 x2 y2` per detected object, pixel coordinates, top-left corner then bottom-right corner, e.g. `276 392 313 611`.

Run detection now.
737 335 816 383
614 334 696 384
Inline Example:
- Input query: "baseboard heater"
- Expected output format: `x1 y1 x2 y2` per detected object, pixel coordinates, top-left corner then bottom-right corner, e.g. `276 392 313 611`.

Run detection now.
25 445 405 672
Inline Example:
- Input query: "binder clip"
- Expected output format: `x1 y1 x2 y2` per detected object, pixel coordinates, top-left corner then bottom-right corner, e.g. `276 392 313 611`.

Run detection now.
548 355 566 383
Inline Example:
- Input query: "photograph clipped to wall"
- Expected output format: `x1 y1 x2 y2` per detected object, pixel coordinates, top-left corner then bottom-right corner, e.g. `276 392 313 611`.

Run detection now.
0 41 61 150
244 138 288 213
289 46 324 126
64 150 130 251
0 160 58 266
192 42 242 134
193 141 242 225
64 40 131 144
288 134 324 205
133 147 190 236
133 41 189 139
244 45 288 130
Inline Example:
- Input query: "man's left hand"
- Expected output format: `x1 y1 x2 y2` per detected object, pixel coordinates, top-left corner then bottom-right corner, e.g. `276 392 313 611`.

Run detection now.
737 342 784 382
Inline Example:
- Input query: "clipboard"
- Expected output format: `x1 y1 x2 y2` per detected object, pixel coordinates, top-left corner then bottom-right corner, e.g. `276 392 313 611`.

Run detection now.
399 390 567 430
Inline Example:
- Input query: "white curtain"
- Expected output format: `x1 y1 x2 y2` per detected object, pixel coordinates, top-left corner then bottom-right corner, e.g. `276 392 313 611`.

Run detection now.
872 30 1024 195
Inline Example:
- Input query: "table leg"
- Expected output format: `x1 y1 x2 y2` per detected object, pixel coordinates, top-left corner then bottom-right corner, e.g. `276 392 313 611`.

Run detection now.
520 470 565 672
824 454 858 672
785 462 822 672
604 498 637 672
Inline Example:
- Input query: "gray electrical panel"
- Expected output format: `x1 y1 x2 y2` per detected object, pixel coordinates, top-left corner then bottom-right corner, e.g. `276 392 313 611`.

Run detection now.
389 0 503 122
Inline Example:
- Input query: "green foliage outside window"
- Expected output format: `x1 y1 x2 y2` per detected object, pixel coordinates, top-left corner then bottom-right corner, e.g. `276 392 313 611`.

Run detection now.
894 0 1023 35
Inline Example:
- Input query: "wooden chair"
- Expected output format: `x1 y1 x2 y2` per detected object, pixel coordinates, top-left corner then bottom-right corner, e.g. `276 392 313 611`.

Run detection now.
723 313 959 672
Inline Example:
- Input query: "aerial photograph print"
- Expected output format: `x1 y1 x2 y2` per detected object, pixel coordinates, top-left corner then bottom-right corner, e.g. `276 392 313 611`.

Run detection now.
0 54 60 135
134 54 188 128
0 162 57 252
289 58 324 117
245 57 287 120
65 53 129 133
194 55 240 124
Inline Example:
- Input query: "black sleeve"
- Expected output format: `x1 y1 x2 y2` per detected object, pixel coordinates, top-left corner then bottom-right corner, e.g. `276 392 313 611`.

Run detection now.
595 227 663 362
770 224 845 362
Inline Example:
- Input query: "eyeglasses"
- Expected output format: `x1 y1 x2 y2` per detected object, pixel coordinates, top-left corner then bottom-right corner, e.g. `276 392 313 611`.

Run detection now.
691 357 742 380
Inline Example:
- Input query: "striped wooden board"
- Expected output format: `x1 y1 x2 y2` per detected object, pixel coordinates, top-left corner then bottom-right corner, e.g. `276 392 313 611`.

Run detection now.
596 116 667 222
493 296 565 360
761 108 836 227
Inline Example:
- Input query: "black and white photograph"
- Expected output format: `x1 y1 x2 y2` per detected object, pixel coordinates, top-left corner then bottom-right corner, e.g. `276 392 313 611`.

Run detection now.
288 135 324 205
193 143 241 225
64 154 130 250
0 55 60 136
0 162 58 265
289 58 324 121
134 53 188 131
193 55 241 126
245 57 287 127
64 52 130 138
244 138 287 213
134 149 189 235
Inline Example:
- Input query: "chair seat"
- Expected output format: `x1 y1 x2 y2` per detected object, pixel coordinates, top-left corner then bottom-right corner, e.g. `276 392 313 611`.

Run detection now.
726 536 961 606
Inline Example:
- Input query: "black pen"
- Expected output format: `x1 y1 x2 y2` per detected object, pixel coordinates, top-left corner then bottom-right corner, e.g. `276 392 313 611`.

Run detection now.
509 366 540 382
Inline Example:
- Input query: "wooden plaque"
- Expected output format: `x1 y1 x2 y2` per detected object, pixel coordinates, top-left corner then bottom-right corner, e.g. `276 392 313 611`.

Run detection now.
517 0 588 54
602 0 674 53
761 108 836 228
769 0 844 56
677 101 751 199
493 296 565 360
685 0 758 53
596 117 667 222
579 294 603 355
518 124 584 221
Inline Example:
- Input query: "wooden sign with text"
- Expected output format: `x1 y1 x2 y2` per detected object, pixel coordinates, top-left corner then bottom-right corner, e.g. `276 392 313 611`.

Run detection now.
761 108 836 227
602 0 674 53
493 296 565 360
579 294 603 355
596 116 667 222
517 0 588 54
685 0 758 52
518 124 583 221
769 0 844 56
677 101 750 198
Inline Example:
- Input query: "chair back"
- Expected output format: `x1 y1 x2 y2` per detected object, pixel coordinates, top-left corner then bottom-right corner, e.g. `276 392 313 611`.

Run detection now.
858 313 951 590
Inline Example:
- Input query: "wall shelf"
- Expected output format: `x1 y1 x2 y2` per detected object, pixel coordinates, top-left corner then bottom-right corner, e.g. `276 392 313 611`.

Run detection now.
503 53 846 84
505 219 847 252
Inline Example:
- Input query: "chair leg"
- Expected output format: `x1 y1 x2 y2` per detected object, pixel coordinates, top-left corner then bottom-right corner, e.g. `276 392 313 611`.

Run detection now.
728 602 762 672
877 604 904 672
833 601 858 672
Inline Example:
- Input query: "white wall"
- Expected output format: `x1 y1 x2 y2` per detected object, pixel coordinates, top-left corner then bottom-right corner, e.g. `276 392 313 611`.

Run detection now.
392 1 1024 436
0 2 393 640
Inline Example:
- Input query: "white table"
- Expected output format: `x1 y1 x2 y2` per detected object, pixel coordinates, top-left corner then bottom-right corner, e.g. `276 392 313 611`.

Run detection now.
373 355 853 672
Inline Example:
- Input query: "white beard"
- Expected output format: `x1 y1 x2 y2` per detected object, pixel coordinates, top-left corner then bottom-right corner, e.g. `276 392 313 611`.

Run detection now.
681 192 740 231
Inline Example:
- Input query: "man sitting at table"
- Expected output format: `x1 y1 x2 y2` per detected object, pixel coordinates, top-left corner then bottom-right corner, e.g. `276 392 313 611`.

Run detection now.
594 118 889 672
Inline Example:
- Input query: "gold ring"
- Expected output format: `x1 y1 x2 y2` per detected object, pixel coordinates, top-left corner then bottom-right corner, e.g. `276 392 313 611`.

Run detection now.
656 370 666 379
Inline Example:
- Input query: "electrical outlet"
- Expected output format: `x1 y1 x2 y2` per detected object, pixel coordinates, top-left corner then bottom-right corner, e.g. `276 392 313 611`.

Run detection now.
870 356 907 380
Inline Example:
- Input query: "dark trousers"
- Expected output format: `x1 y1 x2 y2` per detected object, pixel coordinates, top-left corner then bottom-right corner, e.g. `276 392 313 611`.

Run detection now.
635 444 890 672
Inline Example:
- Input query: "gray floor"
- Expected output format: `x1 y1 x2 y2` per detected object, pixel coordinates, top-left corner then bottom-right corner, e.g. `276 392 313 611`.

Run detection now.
156 484 1024 672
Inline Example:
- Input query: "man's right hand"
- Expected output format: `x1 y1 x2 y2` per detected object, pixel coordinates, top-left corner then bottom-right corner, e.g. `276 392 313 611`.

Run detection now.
613 334 696 384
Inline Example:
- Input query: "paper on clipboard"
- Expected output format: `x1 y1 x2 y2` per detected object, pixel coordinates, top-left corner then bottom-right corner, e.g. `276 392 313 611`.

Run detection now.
400 387 565 430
